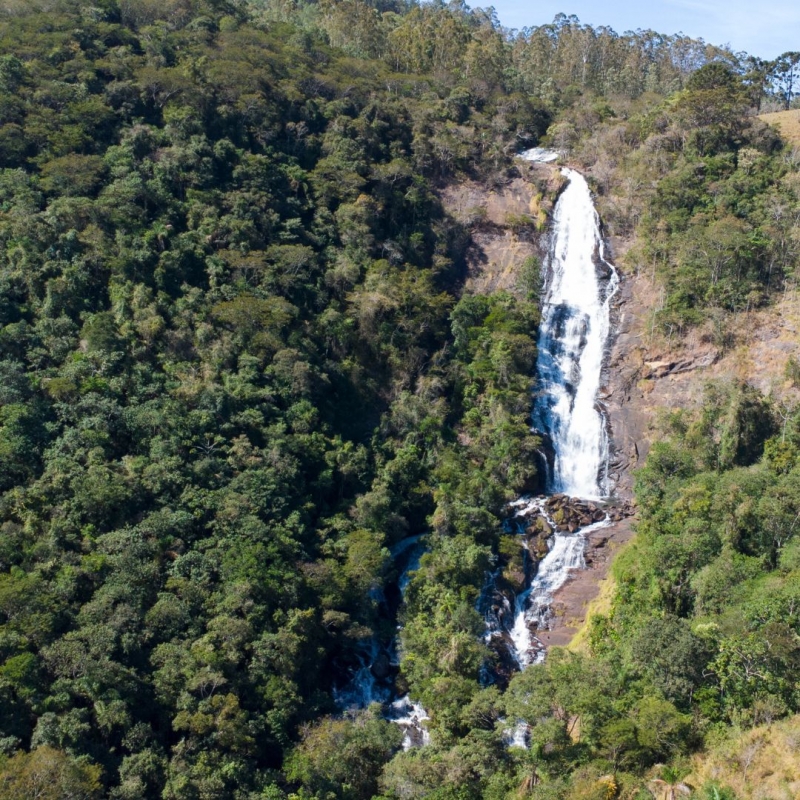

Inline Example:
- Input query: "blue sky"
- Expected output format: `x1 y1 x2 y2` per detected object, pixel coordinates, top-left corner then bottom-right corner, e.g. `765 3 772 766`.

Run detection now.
486 0 800 59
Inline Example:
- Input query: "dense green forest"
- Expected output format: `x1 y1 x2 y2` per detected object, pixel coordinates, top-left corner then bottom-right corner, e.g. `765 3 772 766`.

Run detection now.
1 0 800 798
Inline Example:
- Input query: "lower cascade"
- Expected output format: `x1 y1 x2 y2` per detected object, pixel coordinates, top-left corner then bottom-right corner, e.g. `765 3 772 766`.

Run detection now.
333 535 430 746
482 152 620 675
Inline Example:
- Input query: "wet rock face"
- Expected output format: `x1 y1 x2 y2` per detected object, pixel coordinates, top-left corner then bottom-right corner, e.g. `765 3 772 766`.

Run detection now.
371 652 392 680
582 530 610 568
523 434 556 496
481 496 625 684
484 630 525 687
525 515 553 537
479 578 520 689
605 501 636 522
515 495 634 555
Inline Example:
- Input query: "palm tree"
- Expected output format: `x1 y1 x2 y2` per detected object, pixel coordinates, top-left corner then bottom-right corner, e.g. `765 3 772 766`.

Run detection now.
648 766 693 800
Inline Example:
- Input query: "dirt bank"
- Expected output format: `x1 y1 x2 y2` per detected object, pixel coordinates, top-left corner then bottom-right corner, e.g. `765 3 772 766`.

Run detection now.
439 165 565 294
538 516 635 649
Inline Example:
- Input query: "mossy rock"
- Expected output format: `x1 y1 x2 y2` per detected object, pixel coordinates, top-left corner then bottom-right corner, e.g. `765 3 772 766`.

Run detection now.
535 516 553 536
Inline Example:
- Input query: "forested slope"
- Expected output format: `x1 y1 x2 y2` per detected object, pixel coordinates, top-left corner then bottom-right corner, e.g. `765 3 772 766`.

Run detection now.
0 3 546 796
1 1 800 798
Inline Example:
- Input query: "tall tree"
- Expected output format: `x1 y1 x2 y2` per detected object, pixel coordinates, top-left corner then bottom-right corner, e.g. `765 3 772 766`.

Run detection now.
772 51 800 109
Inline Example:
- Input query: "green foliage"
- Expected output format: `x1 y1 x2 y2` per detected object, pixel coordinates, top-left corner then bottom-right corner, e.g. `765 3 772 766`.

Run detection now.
0 746 102 800
0 1 550 795
286 707 402 800
602 384 800 734
697 782 739 800
1 1 797 797
560 54 799 334
483 385 800 797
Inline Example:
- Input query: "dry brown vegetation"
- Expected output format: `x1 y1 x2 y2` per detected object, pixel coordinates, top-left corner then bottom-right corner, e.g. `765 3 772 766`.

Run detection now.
759 110 800 145
687 714 800 799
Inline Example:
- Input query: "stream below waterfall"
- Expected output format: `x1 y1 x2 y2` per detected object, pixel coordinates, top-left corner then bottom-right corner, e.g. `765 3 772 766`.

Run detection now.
333 534 430 749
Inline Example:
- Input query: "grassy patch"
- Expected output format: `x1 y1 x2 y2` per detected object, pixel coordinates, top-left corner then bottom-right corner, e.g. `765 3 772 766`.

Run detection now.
687 714 800 798
759 110 800 145
566 570 619 654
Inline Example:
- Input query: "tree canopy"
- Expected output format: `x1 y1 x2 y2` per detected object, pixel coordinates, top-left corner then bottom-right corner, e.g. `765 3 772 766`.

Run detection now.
1 1 799 798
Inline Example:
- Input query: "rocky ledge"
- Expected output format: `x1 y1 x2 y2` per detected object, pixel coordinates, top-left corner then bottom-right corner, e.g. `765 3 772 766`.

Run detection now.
515 494 635 561
537 515 637 649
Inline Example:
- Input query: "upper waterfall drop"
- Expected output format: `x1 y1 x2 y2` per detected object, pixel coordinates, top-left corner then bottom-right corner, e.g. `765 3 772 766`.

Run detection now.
532 167 619 500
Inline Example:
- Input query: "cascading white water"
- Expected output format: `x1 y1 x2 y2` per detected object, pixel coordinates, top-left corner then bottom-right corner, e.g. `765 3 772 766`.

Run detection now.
333 636 392 710
387 695 431 750
389 538 429 745
532 168 619 499
498 156 619 671
520 147 559 164
506 500 610 668
503 721 530 749
340 156 618 742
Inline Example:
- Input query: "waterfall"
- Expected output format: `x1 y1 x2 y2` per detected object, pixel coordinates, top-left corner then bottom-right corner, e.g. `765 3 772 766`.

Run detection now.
387 695 431 750
338 154 618 741
532 167 619 499
333 637 392 710
483 153 619 674
506 499 610 668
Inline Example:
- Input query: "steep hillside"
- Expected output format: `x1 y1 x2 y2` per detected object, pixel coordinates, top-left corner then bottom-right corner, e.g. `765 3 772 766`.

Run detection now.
609 273 800 468
688 714 800 799
2 1 800 798
439 166 565 295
